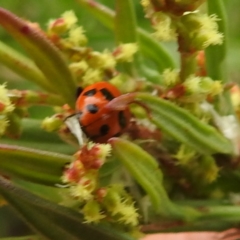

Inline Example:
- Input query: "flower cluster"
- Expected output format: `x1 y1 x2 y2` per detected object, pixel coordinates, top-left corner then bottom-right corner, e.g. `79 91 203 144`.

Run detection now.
141 0 223 52
160 69 223 103
180 13 223 51
47 11 138 88
0 84 14 136
62 142 139 227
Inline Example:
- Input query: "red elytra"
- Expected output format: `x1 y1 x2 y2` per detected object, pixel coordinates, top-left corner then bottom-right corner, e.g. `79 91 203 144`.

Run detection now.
75 82 131 143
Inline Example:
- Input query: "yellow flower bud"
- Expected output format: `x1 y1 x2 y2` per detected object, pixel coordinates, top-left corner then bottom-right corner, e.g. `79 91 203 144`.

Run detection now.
162 69 180 87
41 116 63 132
48 11 78 35
0 84 14 136
82 200 105 223
152 12 177 41
113 43 138 62
180 13 223 50
61 10 78 29
82 69 103 86
88 51 116 70
68 26 88 46
0 84 14 114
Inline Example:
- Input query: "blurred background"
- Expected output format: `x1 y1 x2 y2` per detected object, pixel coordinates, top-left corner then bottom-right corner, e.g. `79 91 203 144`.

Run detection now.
0 0 240 237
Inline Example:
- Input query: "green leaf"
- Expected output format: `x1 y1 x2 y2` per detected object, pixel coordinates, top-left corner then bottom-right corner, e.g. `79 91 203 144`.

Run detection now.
9 90 65 107
205 0 234 115
1 118 76 154
135 93 233 155
0 144 71 185
0 236 41 240
14 179 62 203
0 41 54 93
114 0 138 74
137 29 175 70
77 0 175 70
110 138 200 220
115 0 137 43
0 8 76 107
205 0 227 81
0 177 135 240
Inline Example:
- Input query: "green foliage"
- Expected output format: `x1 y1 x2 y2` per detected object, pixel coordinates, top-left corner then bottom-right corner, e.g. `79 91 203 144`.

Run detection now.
0 1 240 239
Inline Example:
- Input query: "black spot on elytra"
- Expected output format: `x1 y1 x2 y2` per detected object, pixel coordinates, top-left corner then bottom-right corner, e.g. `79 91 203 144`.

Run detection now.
100 88 114 101
118 111 127 128
76 87 83 98
83 89 97 97
100 124 110 136
86 104 99 114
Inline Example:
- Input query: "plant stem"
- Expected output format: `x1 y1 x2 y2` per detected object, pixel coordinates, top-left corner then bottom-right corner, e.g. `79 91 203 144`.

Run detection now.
179 52 197 81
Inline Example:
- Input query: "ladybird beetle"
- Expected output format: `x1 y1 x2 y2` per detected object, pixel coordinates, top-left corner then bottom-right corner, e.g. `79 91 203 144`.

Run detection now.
75 82 131 143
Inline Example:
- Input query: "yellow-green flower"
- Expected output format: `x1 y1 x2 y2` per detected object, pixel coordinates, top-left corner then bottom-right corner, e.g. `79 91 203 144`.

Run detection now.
61 10 78 28
82 200 105 223
82 69 103 86
113 43 138 62
69 173 97 201
68 26 88 46
48 10 78 34
0 84 14 136
181 13 223 50
152 12 177 41
0 84 14 114
184 75 223 97
69 61 89 80
102 185 139 227
88 51 116 70
173 144 197 165
41 115 63 132
162 69 180 87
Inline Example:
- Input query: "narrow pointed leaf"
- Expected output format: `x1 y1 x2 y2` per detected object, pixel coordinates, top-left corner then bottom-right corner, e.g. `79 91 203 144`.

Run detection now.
1 118 76 154
9 90 65 107
115 0 138 74
110 138 200 220
137 29 175 70
0 236 41 240
205 0 227 81
0 8 76 107
115 0 137 43
77 0 175 69
0 144 71 185
135 93 233 154
0 177 135 240
205 0 234 115
0 41 54 93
